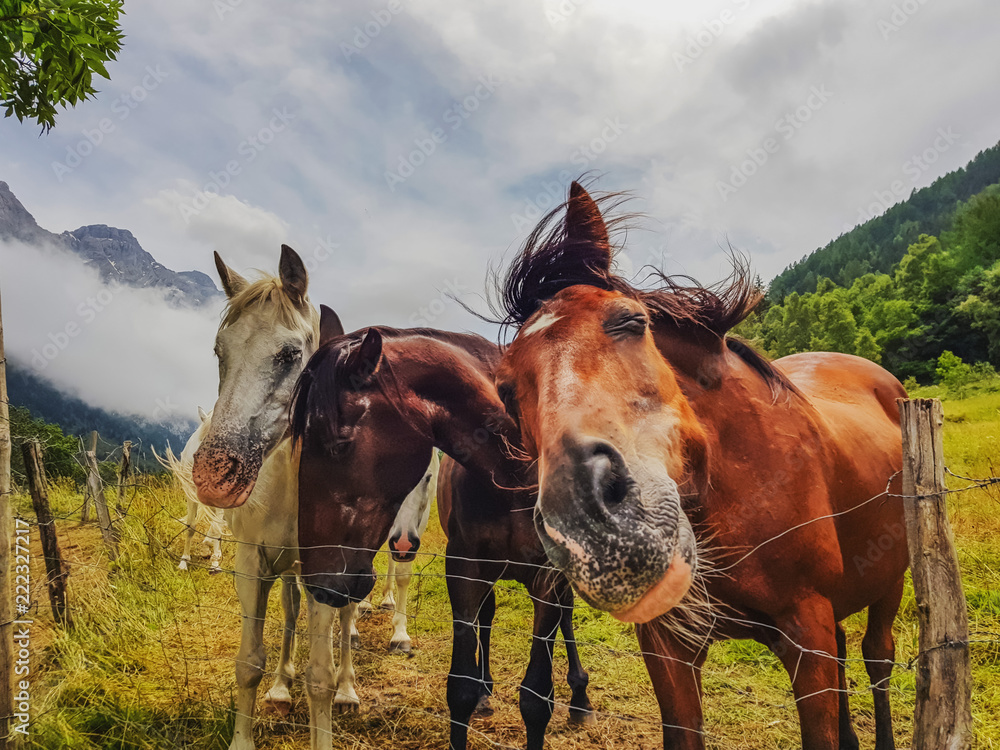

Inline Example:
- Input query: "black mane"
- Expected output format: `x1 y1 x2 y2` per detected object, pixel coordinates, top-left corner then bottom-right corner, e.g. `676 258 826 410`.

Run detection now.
494 187 795 396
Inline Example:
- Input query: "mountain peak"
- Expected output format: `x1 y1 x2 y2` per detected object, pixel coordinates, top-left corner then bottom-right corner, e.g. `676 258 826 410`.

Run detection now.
0 181 222 308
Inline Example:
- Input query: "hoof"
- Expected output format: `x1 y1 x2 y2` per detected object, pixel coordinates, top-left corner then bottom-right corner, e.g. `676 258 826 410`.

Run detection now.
334 698 360 714
568 709 597 727
350 633 361 650
379 600 396 612
209 566 222 575
259 698 292 718
357 599 374 615
388 639 411 654
473 696 494 718
178 558 189 571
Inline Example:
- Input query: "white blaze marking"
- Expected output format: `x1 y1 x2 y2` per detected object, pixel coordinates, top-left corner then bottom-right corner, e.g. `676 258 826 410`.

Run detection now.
522 312 561 337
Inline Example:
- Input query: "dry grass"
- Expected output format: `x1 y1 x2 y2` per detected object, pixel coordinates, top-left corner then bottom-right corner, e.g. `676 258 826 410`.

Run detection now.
12 389 1000 748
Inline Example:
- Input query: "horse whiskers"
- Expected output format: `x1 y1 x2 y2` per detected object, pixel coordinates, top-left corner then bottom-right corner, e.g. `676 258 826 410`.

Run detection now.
651 530 728 651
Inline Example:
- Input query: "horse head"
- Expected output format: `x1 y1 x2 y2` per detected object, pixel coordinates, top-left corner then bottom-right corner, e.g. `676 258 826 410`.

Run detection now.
494 182 732 624
192 245 334 508
291 326 436 607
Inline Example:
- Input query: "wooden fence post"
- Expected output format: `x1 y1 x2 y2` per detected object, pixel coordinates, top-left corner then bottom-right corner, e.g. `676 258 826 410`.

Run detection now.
84 432 118 562
78 437 91 524
0 286 15 747
20 441 72 628
116 440 131 517
898 398 973 750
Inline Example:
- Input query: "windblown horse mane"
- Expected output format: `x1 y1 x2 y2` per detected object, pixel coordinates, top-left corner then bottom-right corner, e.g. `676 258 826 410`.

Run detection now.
220 274 317 333
492 190 795 396
291 327 501 454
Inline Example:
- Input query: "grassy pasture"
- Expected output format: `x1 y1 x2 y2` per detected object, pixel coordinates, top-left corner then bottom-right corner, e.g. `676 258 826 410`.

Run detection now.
12 388 1000 748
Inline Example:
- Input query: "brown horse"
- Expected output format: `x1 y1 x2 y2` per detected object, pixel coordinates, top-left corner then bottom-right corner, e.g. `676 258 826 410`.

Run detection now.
492 182 908 750
291 320 594 750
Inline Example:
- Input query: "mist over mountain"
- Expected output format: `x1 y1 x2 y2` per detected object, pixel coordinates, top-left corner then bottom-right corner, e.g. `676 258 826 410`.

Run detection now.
1 180 221 456
0 180 221 307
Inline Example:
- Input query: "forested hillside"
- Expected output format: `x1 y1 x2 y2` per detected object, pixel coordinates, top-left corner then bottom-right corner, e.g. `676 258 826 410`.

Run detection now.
5 362 193 474
743 182 1000 381
769 142 1000 300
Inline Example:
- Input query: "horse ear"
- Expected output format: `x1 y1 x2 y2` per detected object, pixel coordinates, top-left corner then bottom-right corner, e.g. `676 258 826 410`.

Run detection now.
566 181 611 266
346 328 383 384
279 244 309 305
197 406 208 423
214 252 249 298
319 305 345 345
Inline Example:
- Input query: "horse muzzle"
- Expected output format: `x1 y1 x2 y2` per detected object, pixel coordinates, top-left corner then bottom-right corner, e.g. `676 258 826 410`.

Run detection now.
191 441 261 508
305 569 376 610
534 436 695 619
388 531 421 563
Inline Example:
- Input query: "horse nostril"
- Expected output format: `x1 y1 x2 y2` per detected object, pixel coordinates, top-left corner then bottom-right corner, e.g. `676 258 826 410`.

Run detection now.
584 442 630 509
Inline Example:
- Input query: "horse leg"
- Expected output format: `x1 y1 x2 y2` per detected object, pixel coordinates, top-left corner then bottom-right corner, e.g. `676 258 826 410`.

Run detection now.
557 583 594 726
388 559 413 653
863 578 904 750
636 620 709 750
519 579 563 750
381 556 397 612
260 572 301 717
476 586 497 714
304 593 337 750
228 545 274 750
334 602 361 711
179 499 197 570
835 623 860 750
206 508 225 573
445 555 496 750
768 596 842 750
349 603 361 650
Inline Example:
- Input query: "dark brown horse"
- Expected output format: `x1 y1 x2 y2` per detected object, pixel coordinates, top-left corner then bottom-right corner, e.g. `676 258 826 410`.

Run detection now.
491 182 908 750
291 320 594 750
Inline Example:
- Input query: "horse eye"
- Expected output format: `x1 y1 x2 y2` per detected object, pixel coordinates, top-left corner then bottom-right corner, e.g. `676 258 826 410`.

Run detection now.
605 313 648 338
275 347 302 365
329 438 353 456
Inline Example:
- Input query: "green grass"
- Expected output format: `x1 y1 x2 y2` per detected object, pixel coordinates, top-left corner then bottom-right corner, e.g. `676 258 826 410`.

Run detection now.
13 386 1000 748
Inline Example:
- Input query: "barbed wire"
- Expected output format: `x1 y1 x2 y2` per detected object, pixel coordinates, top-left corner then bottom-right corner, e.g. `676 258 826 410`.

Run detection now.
5 459 999 748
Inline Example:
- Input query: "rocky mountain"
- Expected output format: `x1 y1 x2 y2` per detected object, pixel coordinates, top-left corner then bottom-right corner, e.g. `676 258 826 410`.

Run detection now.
0 180 221 307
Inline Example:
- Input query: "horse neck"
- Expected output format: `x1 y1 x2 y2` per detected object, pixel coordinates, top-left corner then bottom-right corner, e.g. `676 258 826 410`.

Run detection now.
229 437 299 546
394 340 523 487
651 322 728 390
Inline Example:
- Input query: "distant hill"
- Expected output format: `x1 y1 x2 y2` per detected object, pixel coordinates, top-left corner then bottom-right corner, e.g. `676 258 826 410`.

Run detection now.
5 362 194 473
769 141 1000 300
0 180 221 308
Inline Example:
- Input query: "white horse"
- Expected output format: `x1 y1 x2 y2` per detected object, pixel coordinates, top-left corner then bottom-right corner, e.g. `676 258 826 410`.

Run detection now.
189 246 435 750
157 407 227 573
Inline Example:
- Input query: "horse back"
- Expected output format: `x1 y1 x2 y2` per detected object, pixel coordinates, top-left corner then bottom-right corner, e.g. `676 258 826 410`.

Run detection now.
774 352 908 615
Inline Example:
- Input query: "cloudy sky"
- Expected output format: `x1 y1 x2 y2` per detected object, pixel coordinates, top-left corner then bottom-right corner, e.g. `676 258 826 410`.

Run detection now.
2 0 999 421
